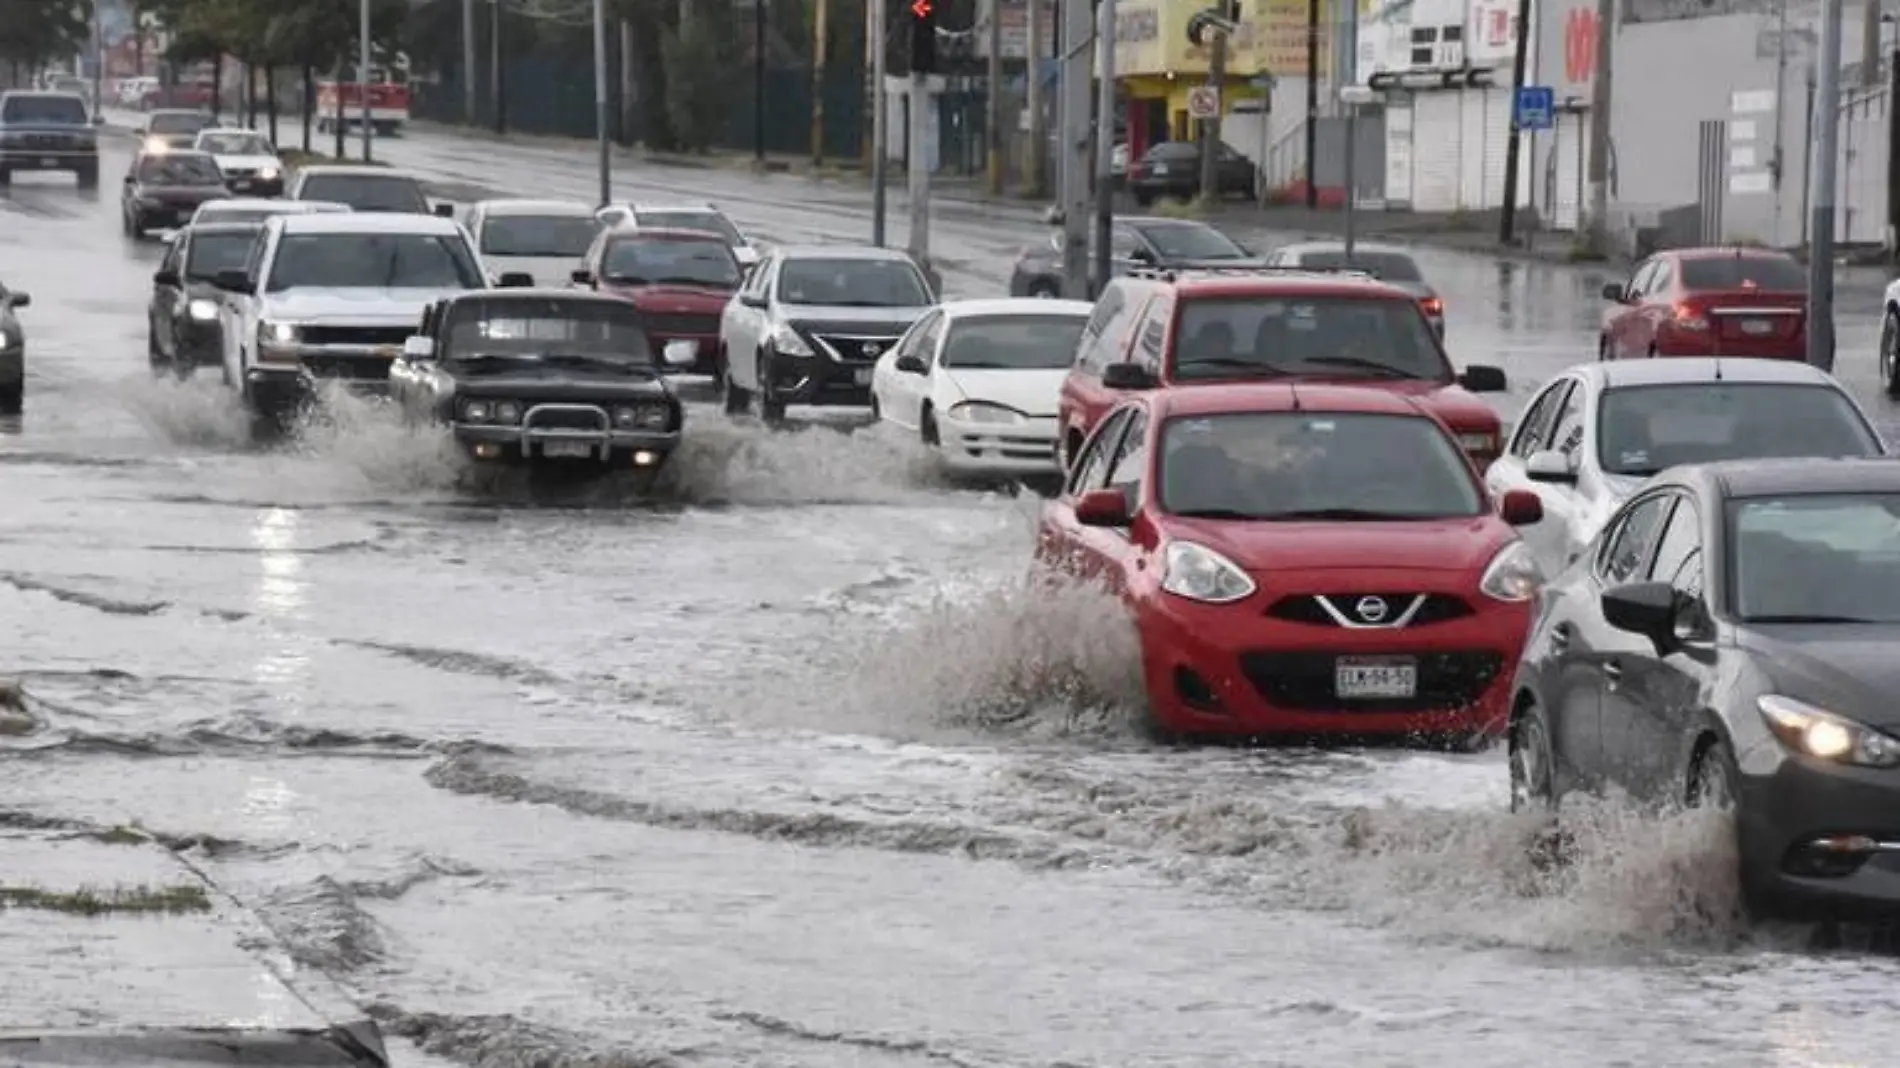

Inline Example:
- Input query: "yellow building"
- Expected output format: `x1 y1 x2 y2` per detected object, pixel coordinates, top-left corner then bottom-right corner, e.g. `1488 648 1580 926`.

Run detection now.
1108 0 1357 153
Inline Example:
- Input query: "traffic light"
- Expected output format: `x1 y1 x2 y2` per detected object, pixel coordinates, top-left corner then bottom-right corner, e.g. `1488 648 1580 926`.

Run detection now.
1219 0 1241 19
909 0 937 74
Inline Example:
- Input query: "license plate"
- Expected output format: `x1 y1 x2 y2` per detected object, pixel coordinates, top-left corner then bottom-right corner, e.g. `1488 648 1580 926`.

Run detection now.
542 440 592 458
1151 164 1168 175
231 180 250 190
39 157 56 167
1335 656 1418 699
1739 319 1773 335
854 367 874 385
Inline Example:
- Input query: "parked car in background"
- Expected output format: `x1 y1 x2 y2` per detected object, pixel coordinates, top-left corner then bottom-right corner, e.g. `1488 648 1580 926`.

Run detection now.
0 90 99 187
1507 458 1900 918
596 201 760 268
0 279 28 414
1483 358 1885 577
1125 140 1256 205
287 164 450 216
193 128 283 196
1264 241 1444 338
1009 216 1258 298
871 298 1093 477
465 199 602 287
121 149 230 237
1037 382 1545 743
573 225 743 376
1599 247 1810 360
141 108 214 151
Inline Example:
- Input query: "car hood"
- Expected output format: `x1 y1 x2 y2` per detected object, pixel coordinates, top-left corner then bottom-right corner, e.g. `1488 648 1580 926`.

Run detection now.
261 287 473 323
212 153 280 171
1166 515 1515 574
139 184 229 202
485 254 584 286
1739 624 1900 730
604 282 732 312
940 367 1068 417
784 303 931 330
1352 379 1499 433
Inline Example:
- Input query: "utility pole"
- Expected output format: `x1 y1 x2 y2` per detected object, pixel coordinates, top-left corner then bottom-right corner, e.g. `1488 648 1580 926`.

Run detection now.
1025 0 1044 197
872 0 889 245
592 0 610 206
1497 0 1533 244
1583 0 1614 254
1303 0 1319 206
908 0 939 276
1808 0 1842 370
1058 0 1093 297
463 0 477 122
1199 32 1227 199
491 0 504 134
359 0 372 160
1093 0 1116 292
986 0 1004 195
1887 47 1900 263
754 0 766 161
332 58 345 157
1861 0 1880 87
90 3 102 122
812 0 829 167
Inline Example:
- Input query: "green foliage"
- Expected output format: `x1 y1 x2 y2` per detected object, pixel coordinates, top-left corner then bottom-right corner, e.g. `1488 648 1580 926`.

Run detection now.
0 0 91 68
661 1 738 151
146 0 409 68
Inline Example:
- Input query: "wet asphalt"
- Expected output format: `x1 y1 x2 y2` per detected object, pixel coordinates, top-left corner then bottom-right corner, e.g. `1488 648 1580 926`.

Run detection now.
3 124 1900 1066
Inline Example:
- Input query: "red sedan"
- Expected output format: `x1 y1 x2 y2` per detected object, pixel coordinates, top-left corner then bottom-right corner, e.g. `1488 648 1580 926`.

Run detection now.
1035 383 1546 744
1599 247 1809 359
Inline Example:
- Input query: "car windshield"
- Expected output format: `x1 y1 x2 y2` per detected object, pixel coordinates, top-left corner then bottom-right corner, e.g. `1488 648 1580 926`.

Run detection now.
1596 383 1880 476
1289 249 1423 281
1 94 86 124
633 210 743 245
1133 222 1246 261
149 112 210 134
602 237 741 287
1679 255 1805 290
1158 412 1484 519
195 207 281 225
1171 296 1449 381
1730 493 1900 623
197 130 272 155
777 257 929 307
184 230 258 281
266 232 483 291
939 314 1088 369
297 174 428 213
442 297 652 363
138 154 223 185
482 214 601 257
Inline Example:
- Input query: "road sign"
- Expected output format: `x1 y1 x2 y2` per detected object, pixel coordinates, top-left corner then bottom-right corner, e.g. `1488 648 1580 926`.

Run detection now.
1513 85 1555 131
1187 86 1219 120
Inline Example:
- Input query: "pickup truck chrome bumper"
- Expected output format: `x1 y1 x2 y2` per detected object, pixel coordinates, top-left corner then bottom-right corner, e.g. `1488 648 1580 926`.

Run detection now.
451 402 680 462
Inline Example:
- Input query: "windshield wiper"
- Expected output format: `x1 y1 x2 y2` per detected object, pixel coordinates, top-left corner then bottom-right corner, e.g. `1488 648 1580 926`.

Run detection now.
541 353 657 376
1170 508 1268 520
602 274 651 285
1746 614 1881 624
1174 358 1290 375
1299 355 1421 378
653 276 727 287
817 299 903 307
1258 508 1412 521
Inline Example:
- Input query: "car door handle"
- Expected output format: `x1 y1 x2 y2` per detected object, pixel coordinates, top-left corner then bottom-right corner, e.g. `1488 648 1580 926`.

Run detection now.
1549 623 1572 650
1602 660 1624 685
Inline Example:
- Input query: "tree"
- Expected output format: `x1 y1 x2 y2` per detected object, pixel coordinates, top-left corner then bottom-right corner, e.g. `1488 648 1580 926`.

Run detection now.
0 0 90 74
660 0 735 151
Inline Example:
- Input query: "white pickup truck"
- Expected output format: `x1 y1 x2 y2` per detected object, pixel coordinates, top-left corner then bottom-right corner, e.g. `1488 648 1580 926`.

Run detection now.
210 212 490 434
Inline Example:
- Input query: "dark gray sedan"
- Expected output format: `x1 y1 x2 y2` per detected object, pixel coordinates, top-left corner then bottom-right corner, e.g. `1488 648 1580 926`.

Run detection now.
1509 457 1900 920
1264 241 1444 338
0 280 27 414
1007 216 1259 298
1125 140 1256 205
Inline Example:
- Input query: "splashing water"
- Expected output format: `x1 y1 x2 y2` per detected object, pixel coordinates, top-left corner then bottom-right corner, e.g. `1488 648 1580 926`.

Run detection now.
287 385 465 496
654 414 951 506
116 375 253 450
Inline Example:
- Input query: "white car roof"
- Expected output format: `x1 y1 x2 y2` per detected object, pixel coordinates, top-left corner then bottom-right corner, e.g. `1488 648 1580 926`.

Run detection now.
476 199 596 217
940 298 1094 319
297 164 416 179
194 198 347 219
274 213 463 236
622 202 723 214
1570 356 1845 392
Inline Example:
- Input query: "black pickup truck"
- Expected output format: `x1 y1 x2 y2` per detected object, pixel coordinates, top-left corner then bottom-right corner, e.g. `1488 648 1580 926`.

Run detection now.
0 90 99 188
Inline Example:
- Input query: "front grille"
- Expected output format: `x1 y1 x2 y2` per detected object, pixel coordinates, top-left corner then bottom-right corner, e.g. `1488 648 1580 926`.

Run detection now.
301 325 410 347
524 407 607 431
813 333 899 362
1238 650 1504 712
301 353 391 381
223 168 257 179
642 312 718 337
1266 593 1474 627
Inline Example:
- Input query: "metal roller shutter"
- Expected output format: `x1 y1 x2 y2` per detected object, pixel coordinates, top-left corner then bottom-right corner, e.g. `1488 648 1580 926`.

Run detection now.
1384 101 1415 208
1410 92 1460 213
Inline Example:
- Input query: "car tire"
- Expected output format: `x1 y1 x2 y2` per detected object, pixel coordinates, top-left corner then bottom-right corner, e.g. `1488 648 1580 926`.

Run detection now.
755 349 787 424
719 349 751 415
0 380 20 416
920 405 939 446
1881 309 1900 398
1508 701 1558 813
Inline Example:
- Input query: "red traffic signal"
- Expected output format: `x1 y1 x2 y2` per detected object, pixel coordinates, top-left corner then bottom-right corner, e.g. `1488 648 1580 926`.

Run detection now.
911 0 932 16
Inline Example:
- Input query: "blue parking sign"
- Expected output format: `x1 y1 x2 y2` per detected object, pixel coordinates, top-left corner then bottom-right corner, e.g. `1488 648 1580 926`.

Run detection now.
1513 85 1555 131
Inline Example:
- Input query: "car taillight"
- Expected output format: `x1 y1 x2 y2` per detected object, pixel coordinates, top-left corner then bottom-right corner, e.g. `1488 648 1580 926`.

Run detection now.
1672 301 1709 330
1419 296 1444 317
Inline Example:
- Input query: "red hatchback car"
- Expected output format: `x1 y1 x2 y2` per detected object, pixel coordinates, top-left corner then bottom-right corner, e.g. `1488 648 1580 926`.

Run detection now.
573 226 743 375
1055 267 1509 472
1036 382 1547 743
1599 247 1809 360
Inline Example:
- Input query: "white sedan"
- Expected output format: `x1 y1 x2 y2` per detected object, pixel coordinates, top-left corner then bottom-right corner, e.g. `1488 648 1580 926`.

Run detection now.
870 298 1093 476
1483 356 1885 576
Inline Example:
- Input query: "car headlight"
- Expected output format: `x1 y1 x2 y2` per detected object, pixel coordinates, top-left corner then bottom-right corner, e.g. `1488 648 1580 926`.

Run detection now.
460 399 493 422
1758 695 1900 767
1478 540 1543 602
258 320 298 345
0 328 11 349
768 323 813 356
187 298 217 321
613 404 670 429
490 401 521 423
947 401 1027 425
1159 540 1256 604
1458 432 1498 454
143 136 167 153
257 166 280 180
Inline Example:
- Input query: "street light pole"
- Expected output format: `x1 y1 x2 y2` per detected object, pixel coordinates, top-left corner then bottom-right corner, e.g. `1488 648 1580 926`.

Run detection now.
359 0 372 160
754 0 766 162
1808 0 1843 370
871 0 889 245
592 0 611 206
1092 0 1116 295
1339 86 1375 259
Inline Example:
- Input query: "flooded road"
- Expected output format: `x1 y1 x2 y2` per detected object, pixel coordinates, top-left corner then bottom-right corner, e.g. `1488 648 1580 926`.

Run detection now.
6 129 1900 1066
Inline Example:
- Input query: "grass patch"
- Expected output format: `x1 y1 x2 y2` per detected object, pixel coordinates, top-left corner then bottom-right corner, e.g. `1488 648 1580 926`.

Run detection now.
1149 195 1207 219
0 883 212 915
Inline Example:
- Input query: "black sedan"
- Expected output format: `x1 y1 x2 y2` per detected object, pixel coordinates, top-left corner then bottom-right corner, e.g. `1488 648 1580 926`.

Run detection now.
1509 457 1900 919
388 290 683 480
0 280 27 414
1007 215 1258 298
148 222 259 376
122 150 229 237
1125 140 1256 206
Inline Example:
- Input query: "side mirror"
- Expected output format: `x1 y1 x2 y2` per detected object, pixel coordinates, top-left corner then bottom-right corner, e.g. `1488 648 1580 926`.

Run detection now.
402 336 435 360
1499 488 1544 526
1601 581 1688 651
1601 282 1627 302
496 271 534 288
894 353 926 374
1458 364 1507 392
152 269 180 287
432 203 455 218
1073 487 1131 527
741 292 768 309
570 268 593 286
1101 362 1156 390
211 269 251 293
6 292 28 308
1127 246 1155 264
1525 449 1576 484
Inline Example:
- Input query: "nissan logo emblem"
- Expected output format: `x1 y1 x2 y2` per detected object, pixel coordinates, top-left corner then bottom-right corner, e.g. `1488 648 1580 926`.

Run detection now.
863 343 882 356
1354 596 1389 623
